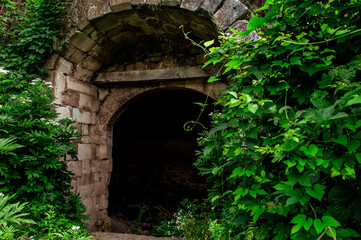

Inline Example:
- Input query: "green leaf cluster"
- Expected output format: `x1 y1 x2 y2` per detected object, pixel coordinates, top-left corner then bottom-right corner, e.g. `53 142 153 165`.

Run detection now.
196 0 361 239
0 0 87 238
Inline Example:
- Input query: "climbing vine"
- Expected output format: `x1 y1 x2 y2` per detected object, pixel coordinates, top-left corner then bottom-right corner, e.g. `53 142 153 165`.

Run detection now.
195 0 361 239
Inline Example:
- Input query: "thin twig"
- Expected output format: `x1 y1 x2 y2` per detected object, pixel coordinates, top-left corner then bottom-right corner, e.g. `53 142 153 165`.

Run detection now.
317 227 337 240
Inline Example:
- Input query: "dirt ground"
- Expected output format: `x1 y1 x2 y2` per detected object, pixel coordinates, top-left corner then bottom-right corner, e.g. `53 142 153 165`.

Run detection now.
91 232 182 240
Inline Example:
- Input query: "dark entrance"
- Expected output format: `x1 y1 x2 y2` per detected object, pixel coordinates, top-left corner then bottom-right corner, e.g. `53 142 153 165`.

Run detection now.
108 88 215 234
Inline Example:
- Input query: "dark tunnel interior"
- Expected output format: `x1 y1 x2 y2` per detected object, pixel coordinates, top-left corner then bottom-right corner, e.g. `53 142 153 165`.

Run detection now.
108 88 216 233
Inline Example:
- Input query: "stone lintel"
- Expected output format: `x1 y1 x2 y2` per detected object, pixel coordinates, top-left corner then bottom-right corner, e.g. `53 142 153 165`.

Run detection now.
93 66 209 84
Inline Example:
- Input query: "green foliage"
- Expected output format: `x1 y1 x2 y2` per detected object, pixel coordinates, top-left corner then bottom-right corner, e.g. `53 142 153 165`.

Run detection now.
0 0 67 74
0 0 88 238
156 199 211 239
196 0 361 239
0 193 34 240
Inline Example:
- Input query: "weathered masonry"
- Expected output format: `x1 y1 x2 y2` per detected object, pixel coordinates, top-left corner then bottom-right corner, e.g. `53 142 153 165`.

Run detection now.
46 0 255 230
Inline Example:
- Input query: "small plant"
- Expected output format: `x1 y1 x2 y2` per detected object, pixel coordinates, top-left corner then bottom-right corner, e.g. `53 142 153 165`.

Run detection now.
156 199 211 239
55 226 93 240
0 193 34 240
131 204 147 234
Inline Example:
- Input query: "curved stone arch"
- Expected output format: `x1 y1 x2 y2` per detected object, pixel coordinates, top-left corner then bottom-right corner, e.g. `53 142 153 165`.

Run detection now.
48 0 252 81
98 80 226 128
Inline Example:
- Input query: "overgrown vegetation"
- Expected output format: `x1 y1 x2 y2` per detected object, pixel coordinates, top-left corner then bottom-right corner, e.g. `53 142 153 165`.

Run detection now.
158 0 361 239
0 0 89 239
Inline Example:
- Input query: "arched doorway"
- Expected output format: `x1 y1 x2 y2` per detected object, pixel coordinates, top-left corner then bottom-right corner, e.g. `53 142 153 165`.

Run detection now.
108 88 215 234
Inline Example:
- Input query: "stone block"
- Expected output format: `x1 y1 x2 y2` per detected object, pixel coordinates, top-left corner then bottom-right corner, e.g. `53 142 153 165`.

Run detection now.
79 185 95 200
98 144 110 160
83 24 96 36
81 0 112 20
165 7 190 25
79 93 99 112
214 0 248 28
62 89 80 108
81 160 91 174
56 57 74 75
55 106 71 120
44 54 59 70
92 14 121 33
146 0 161 4
67 76 98 96
69 32 96 52
99 195 108 209
94 181 106 195
82 124 90 135
200 0 223 14
98 88 110 102
100 159 112 172
52 72 67 105
162 0 180 6
180 0 203 11
73 108 96 124
77 18 91 31
63 45 87 65
89 44 114 65
80 173 93 185
67 160 82 176
83 56 103 72
73 64 94 82
145 17 165 35
78 144 97 160
110 0 132 13
110 32 138 49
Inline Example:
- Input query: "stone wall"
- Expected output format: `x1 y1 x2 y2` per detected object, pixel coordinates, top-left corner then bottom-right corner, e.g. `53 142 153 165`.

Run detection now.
47 0 255 230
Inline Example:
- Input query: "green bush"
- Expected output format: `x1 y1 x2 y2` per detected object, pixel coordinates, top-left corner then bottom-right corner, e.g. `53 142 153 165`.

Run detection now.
156 199 211 239
195 0 361 239
0 193 34 240
0 0 89 238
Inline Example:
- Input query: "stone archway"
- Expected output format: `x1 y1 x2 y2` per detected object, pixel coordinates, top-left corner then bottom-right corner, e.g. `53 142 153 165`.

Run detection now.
47 0 255 230
108 87 217 233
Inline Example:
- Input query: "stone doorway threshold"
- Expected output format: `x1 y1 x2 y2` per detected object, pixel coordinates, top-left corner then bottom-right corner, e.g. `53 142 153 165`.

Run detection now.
91 232 182 240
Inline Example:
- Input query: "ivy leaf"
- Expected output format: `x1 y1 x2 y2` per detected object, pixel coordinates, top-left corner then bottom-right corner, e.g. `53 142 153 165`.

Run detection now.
248 103 258 114
356 153 361 164
208 76 220 83
251 205 265 222
298 175 311 186
227 98 241 108
298 63 325 76
338 228 361 238
322 216 341 228
203 39 214 47
305 184 326 201
290 214 306 235
300 144 318 157
331 135 348 147
289 57 302 66
347 139 360 153
304 218 313 231
314 218 325 234
230 167 245 178
345 120 361 132
248 17 266 31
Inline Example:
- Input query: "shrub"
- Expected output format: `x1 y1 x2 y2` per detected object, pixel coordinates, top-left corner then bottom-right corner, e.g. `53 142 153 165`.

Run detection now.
195 0 361 239
0 0 88 237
